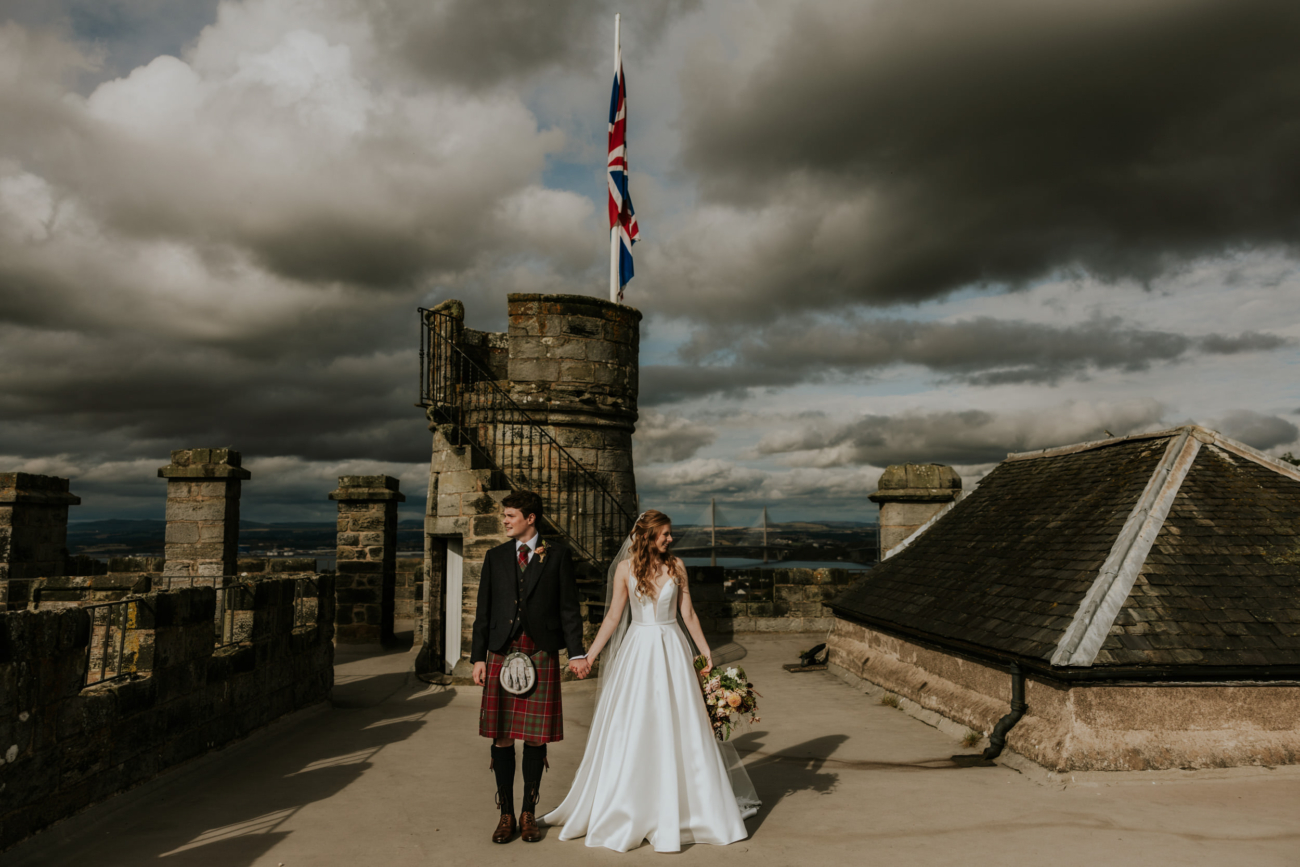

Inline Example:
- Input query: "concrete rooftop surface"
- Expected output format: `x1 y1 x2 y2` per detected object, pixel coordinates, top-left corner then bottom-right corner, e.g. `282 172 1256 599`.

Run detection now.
7 633 1299 867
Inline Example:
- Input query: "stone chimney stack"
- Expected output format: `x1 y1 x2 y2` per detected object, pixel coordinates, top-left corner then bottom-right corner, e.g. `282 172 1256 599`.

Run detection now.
869 464 962 557
158 448 251 583
330 475 405 644
0 473 81 610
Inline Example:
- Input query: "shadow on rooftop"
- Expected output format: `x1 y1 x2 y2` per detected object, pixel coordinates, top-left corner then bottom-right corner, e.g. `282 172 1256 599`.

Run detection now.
737 732 846 835
141 676 456 866
737 731 992 836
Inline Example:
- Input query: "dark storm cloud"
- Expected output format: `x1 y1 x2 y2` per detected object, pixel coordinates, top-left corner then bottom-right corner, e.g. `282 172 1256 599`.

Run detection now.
1213 410 1299 451
671 0 1300 316
381 0 700 89
0 315 430 466
641 316 1289 403
641 363 804 404
754 401 1169 467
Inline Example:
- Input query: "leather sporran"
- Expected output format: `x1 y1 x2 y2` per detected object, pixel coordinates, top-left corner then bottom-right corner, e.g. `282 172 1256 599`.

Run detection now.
499 650 537 695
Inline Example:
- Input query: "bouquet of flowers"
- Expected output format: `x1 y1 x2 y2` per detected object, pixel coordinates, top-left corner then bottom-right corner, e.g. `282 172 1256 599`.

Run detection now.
694 655 761 741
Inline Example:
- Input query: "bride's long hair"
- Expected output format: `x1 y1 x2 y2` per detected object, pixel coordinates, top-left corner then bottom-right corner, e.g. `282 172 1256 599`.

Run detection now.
629 510 677 598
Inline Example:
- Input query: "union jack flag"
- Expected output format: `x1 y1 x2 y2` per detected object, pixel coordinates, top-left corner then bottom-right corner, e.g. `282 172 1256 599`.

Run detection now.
608 53 639 301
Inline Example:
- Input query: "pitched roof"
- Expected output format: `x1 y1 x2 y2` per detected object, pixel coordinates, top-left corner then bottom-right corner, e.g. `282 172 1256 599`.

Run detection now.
832 426 1300 671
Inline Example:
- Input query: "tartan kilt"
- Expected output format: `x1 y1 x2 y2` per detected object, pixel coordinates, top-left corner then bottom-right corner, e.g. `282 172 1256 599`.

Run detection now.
479 632 564 743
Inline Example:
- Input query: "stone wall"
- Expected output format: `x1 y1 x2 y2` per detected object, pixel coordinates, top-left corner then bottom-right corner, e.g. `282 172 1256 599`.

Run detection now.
21 558 316 611
688 566 859 634
424 428 514 676
827 617 1300 772
396 557 423 625
0 575 335 852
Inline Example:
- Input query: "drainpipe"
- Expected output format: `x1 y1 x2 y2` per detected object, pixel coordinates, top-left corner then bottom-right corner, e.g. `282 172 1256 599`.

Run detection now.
982 663 1027 761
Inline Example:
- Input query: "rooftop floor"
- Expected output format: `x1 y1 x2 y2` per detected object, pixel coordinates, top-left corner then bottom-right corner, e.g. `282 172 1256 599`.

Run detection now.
10 633 1299 866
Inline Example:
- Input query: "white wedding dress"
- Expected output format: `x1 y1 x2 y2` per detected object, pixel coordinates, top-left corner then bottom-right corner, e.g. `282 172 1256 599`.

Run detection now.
541 570 759 852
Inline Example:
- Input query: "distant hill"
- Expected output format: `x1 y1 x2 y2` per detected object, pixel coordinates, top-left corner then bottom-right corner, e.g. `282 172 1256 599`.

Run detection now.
68 519 426 555
67 517 875 561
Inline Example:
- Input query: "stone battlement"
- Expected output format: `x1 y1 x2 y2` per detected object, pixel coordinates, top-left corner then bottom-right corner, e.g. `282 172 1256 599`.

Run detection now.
0 574 335 851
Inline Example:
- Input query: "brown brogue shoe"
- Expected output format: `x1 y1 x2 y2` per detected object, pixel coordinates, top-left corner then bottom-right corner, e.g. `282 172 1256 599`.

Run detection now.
520 811 541 843
492 813 516 844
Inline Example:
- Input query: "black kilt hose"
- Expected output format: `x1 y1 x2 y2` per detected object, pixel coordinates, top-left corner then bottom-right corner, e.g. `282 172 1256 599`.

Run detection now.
479 632 564 742
471 538 585 744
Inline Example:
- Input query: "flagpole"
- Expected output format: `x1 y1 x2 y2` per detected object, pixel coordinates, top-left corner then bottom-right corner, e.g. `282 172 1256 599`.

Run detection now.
609 13 621 304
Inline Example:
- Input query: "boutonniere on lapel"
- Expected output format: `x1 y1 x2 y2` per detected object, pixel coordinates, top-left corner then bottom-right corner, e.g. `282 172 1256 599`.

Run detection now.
535 542 548 564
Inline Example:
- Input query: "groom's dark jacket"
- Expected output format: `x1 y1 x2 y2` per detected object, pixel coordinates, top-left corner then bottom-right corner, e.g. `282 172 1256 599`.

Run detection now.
470 536 586 663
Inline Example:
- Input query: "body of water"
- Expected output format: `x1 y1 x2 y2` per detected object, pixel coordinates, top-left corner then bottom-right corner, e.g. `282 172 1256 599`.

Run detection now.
91 552 867 573
679 557 871 571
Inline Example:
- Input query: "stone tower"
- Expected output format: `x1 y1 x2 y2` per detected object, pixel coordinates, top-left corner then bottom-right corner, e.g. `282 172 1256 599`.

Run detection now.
418 293 640 676
869 463 962 557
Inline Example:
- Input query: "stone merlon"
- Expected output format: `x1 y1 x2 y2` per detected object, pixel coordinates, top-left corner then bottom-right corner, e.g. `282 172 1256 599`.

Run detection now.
329 475 407 502
0 472 82 505
157 448 252 480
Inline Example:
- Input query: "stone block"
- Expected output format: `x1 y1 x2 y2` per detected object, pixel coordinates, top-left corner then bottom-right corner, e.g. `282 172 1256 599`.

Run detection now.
597 449 634 473
509 357 560 383
584 339 623 364
559 360 596 383
473 514 503 537
463 492 504 516
463 539 497 561
164 499 228 523
430 443 473 474
198 523 227 542
440 470 487 495
604 321 633 344
164 522 199 544
880 500 950 528
591 364 620 386
561 447 602 469
348 512 387 532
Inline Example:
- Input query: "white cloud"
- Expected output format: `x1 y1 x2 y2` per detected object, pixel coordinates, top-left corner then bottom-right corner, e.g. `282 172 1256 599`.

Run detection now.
633 410 718 463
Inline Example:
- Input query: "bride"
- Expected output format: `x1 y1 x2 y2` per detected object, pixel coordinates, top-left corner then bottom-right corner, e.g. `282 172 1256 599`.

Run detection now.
542 510 760 852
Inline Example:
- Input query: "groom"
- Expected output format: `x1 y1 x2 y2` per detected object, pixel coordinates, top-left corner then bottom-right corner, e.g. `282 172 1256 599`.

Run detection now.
471 490 590 844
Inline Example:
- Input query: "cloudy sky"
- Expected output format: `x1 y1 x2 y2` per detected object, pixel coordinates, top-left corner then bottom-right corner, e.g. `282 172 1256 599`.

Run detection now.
2 0 1299 528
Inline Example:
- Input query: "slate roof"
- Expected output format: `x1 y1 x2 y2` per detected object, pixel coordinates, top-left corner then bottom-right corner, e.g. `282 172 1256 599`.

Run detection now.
832 426 1300 671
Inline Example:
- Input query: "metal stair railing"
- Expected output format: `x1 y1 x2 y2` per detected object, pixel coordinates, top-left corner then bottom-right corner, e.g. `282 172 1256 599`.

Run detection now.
419 307 634 568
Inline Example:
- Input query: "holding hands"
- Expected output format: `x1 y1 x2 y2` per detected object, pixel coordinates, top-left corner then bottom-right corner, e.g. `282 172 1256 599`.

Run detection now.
569 657 592 679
